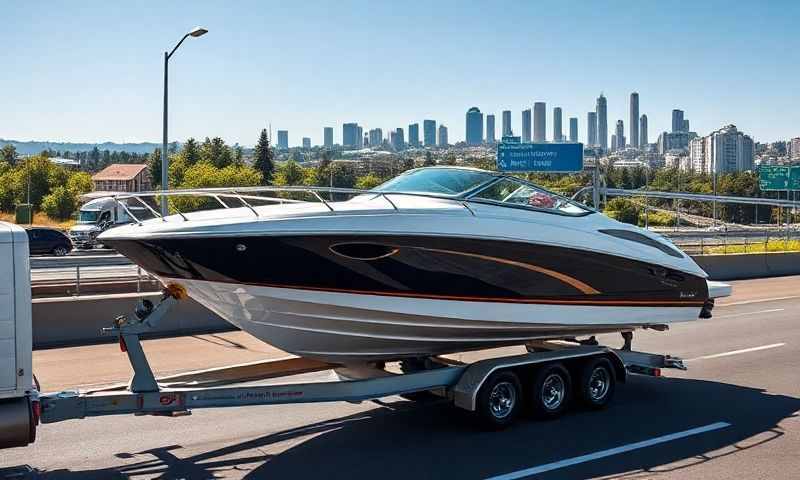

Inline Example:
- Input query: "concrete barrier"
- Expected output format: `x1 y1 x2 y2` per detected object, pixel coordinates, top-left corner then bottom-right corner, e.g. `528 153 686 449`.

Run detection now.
691 251 800 281
32 293 231 348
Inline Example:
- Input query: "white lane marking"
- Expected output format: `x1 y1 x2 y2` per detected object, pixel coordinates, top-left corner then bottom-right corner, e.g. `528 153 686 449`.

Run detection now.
484 422 731 480
715 308 784 319
718 295 800 307
686 343 786 362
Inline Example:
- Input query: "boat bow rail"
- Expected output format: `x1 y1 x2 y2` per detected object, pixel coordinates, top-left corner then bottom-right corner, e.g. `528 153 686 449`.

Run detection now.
109 186 479 225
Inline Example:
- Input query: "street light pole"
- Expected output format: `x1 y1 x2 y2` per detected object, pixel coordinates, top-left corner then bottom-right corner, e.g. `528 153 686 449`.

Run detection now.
160 27 208 216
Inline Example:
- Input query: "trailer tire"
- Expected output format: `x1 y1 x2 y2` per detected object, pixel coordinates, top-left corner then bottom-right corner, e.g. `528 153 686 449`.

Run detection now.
475 371 522 429
529 363 571 419
578 357 616 409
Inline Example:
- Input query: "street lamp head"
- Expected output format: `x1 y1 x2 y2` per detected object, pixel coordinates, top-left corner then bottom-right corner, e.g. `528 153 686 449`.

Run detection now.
189 27 208 37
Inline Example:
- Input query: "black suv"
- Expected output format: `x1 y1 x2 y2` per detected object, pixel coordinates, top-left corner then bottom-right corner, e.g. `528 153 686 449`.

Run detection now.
26 227 72 256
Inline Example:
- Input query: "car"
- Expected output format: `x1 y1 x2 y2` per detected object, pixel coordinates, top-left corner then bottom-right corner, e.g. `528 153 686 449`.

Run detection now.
25 227 72 256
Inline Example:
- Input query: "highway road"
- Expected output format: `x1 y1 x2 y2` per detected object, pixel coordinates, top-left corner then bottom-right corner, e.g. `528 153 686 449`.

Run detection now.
3 276 800 479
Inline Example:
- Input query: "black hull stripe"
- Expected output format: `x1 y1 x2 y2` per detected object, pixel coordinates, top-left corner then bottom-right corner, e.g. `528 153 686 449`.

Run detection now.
167 278 706 308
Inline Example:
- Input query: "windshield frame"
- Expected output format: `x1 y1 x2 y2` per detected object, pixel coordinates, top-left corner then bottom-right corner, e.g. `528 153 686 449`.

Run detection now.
464 175 595 217
373 167 499 198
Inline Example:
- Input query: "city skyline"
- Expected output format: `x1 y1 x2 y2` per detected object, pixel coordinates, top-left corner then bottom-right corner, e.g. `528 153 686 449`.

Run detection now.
2 1 799 146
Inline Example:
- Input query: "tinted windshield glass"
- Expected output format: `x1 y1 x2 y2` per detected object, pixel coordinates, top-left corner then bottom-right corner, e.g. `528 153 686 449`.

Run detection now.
78 210 99 223
374 169 495 196
472 178 590 215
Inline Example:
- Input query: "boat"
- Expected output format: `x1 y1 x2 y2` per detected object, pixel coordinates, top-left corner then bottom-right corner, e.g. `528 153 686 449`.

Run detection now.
98 167 728 363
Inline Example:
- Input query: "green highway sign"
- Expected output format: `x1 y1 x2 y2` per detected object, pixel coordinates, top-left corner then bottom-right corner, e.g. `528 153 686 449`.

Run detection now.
791 166 800 190
759 165 790 191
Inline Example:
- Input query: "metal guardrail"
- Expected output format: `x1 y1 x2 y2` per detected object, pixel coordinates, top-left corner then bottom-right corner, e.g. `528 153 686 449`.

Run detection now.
31 265 159 298
608 188 800 208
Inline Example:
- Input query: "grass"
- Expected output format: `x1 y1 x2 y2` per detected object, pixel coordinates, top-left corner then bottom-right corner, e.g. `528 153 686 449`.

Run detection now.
0 211 76 231
704 239 800 254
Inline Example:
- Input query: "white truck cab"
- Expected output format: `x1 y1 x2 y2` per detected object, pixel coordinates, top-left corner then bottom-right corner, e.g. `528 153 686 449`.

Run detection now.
68 196 135 249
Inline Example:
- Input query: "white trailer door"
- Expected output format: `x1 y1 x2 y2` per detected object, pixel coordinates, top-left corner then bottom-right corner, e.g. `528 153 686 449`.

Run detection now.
0 223 18 393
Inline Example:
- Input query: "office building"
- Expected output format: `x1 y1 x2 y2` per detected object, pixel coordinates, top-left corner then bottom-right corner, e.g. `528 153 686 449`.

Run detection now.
408 123 420 147
587 111 598 146
553 107 563 142
640 115 648 147
438 124 448 147
657 131 690 154
502 110 512 137
703 125 754 173
672 109 685 133
791 137 800 161
522 109 532 142
629 92 639 149
323 127 334 148
343 123 359 148
597 94 608 150
357 126 363 148
393 127 405 150
533 102 546 142
682 119 690 132
465 107 484 146
615 120 625 150
486 114 496 143
302 137 311 149
277 130 289 150
423 120 436 147
368 128 383 147
569 117 578 143
611 134 617 151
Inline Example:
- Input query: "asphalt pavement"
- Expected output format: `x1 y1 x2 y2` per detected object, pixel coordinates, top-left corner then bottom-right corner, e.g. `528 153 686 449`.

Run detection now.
2 276 799 479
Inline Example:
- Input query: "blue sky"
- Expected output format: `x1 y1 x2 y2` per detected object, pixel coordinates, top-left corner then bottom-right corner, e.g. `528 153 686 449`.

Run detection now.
2 0 798 147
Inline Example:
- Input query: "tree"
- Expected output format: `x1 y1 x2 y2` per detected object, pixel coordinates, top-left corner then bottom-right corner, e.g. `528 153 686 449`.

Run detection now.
273 160 306 186
41 186 77 220
233 146 244 166
1 145 17 166
401 157 415 171
253 129 275 185
181 138 201 165
147 148 162 188
423 151 435 167
67 171 93 196
355 173 383 190
200 137 233 168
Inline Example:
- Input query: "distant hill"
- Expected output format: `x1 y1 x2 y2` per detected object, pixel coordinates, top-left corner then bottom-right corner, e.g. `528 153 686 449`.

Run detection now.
0 138 162 155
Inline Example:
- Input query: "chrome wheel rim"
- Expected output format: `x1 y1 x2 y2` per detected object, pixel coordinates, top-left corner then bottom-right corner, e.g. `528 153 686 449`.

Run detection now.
588 367 610 401
488 381 516 419
55 247 67 256
541 373 565 410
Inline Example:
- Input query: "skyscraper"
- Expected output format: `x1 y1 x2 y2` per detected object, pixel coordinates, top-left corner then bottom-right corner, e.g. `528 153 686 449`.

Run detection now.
522 109 532 143
611 134 617 151
277 130 289 149
615 120 625 150
465 107 483 146
486 114 496 143
368 128 383 147
343 123 359 148
302 137 311 149
533 102 546 142
553 107 563 142
393 127 405 150
640 115 648 146
629 92 639 149
596 94 608 150
682 119 690 132
587 112 598 146
423 120 436 147
323 127 333 148
438 125 448 147
672 109 684 133
356 126 363 148
502 110 512 137
702 125 754 173
408 123 420 147
569 117 578 143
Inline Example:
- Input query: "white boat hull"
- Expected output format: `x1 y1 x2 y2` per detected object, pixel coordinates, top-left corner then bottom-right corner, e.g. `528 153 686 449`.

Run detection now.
181 278 702 362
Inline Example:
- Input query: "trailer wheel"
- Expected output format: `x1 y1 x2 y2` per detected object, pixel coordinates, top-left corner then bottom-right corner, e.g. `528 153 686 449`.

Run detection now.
475 371 522 429
529 363 571 419
578 357 616 409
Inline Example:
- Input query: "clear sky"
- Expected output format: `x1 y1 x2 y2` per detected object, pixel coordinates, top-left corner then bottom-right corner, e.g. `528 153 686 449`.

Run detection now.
2 0 798 147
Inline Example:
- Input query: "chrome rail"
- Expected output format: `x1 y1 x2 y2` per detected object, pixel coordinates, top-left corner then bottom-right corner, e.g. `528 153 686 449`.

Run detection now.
109 186 478 224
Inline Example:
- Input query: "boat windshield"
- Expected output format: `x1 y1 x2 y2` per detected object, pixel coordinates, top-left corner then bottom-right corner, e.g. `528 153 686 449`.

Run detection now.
374 168 495 196
470 177 591 216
